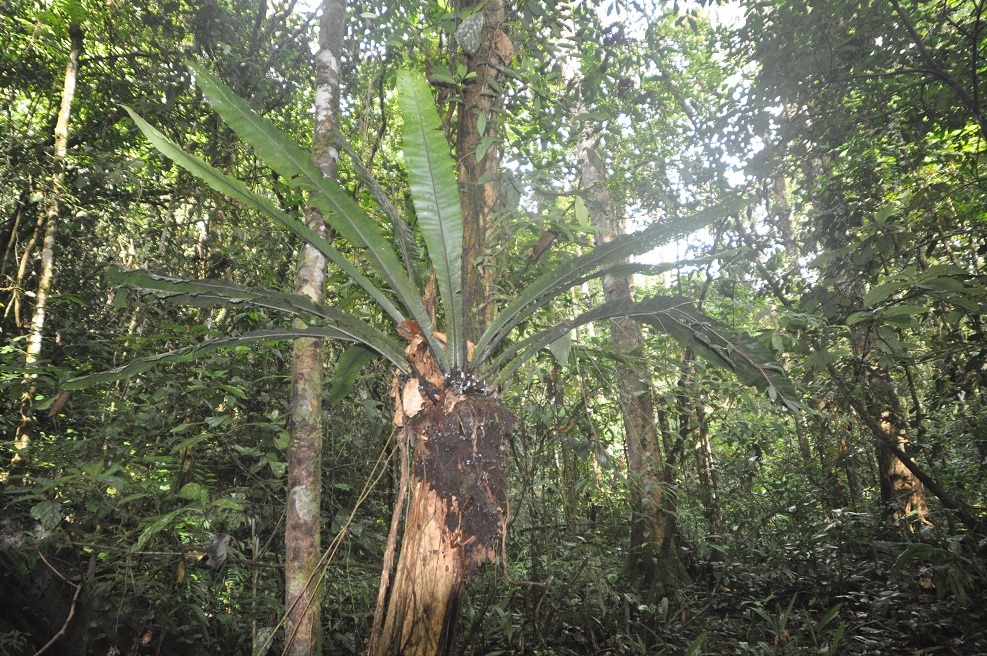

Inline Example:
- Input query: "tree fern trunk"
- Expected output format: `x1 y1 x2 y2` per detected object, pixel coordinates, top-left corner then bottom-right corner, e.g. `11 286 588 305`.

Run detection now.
372 368 513 656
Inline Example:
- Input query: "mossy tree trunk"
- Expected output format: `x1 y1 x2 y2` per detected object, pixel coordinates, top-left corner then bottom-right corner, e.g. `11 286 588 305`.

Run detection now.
284 1 344 653
455 0 508 343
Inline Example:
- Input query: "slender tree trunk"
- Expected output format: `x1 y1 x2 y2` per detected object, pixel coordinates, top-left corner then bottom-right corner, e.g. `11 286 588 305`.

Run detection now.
455 0 507 343
14 24 83 458
372 337 514 656
864 366 930 530
577 129 688 593
284 2 344 653
692 401 723 533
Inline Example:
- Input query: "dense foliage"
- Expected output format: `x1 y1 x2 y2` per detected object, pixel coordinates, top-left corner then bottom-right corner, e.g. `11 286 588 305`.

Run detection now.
2 0 986 654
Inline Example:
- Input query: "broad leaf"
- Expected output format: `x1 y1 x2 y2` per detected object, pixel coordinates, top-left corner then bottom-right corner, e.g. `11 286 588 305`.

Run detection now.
190 65 443 362
491 295 799 411
124 107 404 324
64 326 410 391
397 70 464 370
472 198 744 370
327 345 377 406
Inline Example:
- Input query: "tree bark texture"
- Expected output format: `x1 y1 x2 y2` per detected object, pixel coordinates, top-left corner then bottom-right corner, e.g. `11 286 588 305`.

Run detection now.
455 0 508 344
284 2 344 653
15 23 83 457
864 367 930 529
372 331 514 656
577 130 687 592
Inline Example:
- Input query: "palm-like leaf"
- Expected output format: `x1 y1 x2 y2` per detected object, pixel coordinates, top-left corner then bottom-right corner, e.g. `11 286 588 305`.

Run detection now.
190 65 444 362
472 198 744 371
327 345 378 406
104 267 409 372
396 70 465 370
491 295 799 411
124 107 405 324
334 132 423 286
63 326 404 390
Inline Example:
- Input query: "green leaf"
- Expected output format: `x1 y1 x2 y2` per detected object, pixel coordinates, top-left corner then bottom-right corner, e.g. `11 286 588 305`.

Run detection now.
178 482 207 502
874 204 895 224
30 500 63 532
123 106 404 324
134 508 185 552
863 280 906 307
473 197 745 371
327 345 377 406
882 304 927 317
397 69 464 370
64 326 410 391
547 333 572 367
334 132 422 285
492 295 800 411
189 65 443 362
846 311 872 326
102 267 407 367
474 135 498 161
574 196 589 227
916 276 967 293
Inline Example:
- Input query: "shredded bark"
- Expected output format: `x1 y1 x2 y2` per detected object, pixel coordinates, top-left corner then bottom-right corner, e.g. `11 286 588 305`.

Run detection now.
408 390 514 568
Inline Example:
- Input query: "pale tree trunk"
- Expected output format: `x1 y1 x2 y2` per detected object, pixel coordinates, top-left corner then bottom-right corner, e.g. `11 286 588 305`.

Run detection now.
14 24 83 458
284 1 344 653
371 334 513 656
577 130 689 593
455 0 508 343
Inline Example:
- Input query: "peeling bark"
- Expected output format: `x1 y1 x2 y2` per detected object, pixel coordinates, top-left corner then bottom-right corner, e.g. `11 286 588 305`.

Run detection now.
372 334 513 656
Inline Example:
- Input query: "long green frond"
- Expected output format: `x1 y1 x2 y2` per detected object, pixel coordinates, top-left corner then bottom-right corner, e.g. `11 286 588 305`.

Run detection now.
473 198 744 370
64 325 408 391
396 70 464 371
491 295 799 411
124 107 404 324
327 344 378 407
334 132 422 286
189 65 443 362
105 267 408 371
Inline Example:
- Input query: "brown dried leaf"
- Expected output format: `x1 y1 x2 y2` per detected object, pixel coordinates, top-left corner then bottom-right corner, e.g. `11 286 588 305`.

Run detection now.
492 29 514 65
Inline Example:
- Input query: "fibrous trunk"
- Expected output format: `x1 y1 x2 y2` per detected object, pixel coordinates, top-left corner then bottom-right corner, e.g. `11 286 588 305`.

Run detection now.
372 334 513 655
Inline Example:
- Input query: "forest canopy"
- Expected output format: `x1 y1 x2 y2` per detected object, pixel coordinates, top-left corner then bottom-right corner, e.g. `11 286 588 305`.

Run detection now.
2 0 987 654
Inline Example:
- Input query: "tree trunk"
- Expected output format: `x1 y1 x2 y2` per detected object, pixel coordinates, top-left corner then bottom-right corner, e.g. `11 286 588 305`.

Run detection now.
691 401 723 533
577 129 688 593
372 338 514 655
455 0 507 343
864 367 930 530
284 2 344 653
14 23 83 459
